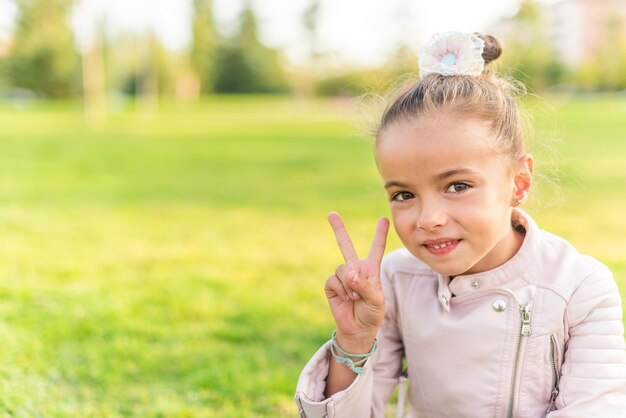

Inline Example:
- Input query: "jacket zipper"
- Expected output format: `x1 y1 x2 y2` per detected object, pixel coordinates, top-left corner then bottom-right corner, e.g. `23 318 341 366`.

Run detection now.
507 303 532 418
546 334 560 413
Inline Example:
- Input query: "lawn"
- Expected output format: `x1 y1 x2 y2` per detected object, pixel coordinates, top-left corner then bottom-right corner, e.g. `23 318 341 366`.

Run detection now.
0 93 624 417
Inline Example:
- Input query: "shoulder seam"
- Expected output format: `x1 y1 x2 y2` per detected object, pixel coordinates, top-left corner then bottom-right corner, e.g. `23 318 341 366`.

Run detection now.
530 263 610 304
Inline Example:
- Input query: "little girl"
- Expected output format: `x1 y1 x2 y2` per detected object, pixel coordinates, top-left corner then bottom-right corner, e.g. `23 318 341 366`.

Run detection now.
295 32 626 418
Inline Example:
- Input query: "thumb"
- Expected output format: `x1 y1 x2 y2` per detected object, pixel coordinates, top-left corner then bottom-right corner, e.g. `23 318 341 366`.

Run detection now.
349 271 382 305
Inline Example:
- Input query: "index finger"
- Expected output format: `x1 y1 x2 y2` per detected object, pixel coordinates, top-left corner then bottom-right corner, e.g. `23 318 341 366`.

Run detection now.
327 212 358 264
367 217 390 265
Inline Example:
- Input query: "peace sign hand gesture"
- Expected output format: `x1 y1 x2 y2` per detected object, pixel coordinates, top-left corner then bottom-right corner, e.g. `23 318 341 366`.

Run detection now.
324 212 390 351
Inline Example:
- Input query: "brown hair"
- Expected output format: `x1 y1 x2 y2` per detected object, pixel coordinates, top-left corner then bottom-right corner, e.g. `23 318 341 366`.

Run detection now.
376 33 527 164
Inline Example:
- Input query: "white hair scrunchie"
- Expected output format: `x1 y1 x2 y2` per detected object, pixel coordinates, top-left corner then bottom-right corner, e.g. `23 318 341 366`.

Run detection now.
418 32 486 79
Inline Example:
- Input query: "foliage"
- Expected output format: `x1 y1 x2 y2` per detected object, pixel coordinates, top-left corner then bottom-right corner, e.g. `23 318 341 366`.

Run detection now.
191 0 217 94
314 45 418 97
495 0 626 92
315 68 387 97
575 14 626 91
1 0 79 98
302 0 321 47
212 3 290 94
496 0 568 92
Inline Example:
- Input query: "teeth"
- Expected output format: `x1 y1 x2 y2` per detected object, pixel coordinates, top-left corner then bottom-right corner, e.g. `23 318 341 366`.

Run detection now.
430 241 454 249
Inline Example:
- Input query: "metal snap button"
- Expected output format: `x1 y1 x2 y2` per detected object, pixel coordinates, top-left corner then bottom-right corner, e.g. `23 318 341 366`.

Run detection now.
492 299 507 312
471 280 480 289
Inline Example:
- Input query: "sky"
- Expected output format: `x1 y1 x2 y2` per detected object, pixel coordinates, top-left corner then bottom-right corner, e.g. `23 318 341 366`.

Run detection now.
0 0 557 66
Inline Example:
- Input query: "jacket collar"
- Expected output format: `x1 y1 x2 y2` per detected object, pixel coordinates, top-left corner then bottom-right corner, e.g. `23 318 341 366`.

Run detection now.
436 208 541 312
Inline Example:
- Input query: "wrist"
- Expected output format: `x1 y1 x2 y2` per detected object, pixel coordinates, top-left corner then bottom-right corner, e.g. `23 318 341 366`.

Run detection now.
333 331 377 355
330 330 378 375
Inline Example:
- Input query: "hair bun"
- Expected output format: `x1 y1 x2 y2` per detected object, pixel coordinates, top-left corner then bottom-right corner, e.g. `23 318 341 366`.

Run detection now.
474 32 502 64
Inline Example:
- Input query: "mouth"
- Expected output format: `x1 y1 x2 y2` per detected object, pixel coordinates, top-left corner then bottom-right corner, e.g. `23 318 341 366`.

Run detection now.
422 239 461 256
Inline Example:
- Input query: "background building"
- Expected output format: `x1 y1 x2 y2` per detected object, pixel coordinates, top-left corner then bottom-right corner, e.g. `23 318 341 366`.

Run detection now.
544 0 626 66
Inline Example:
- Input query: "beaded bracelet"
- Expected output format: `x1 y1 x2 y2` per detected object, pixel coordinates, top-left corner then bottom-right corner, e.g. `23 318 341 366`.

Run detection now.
330 330 378 375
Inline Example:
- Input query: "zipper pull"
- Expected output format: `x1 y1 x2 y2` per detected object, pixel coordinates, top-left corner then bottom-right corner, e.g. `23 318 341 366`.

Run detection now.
520 303 532 336
546 388 559 413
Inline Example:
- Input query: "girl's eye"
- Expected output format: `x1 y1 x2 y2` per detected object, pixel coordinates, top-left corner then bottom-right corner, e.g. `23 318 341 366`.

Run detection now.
391 192 414 202
446 182 470 193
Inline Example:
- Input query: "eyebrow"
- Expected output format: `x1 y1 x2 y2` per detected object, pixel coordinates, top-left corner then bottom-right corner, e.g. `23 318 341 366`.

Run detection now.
384 168 479 189
384 181 410 189
434 168 480 182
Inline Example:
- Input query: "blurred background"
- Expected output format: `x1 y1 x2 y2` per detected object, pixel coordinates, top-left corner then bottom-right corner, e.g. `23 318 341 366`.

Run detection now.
0 0 624 416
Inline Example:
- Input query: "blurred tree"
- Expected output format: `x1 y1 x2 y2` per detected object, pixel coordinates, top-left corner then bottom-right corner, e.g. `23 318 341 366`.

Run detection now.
213 1 290 93
315 67 388 97
136 31 159 115
302 0 321 60
3 0 78 97
191 0 217 94
497 0 567 92
576 12 626 91
105 32 179 105
386 43 418 80
294 0 321 96
80 12 107 126
389 0 418 76
313 44 419 97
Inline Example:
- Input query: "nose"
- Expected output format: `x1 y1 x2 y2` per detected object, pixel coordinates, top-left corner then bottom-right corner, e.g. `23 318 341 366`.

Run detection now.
416 199 447 231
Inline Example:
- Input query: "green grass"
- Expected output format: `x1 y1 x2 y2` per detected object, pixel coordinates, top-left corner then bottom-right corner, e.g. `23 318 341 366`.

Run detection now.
0 93 624 417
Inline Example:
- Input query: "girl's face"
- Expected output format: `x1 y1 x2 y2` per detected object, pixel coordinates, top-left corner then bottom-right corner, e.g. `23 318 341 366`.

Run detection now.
376 113 529 277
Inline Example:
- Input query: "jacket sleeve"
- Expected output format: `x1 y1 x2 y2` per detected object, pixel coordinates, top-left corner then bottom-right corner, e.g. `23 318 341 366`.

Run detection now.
548 265 626 417
294 261 405 418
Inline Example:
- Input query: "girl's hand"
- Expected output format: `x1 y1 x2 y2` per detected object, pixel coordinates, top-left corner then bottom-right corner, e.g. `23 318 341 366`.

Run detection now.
325 212 390 351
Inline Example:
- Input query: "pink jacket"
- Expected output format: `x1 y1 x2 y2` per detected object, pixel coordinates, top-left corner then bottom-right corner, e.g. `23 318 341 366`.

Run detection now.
295 210 626 417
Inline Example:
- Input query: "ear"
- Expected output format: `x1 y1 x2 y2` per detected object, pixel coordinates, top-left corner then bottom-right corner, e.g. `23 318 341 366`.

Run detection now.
512 154 533 206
